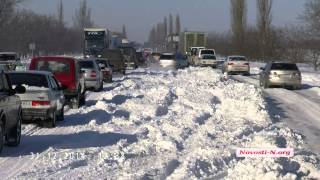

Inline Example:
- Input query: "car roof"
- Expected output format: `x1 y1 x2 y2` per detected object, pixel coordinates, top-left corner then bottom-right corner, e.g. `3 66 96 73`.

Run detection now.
161 53 174 55
0 52 18 55
228 55 246 58
270 61 295 63
7 70 53 76
200 49 215 51
33 56 75 61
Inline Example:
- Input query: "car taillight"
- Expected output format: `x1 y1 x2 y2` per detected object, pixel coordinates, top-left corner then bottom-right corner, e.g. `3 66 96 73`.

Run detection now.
32 101 50 106
90 70 97 77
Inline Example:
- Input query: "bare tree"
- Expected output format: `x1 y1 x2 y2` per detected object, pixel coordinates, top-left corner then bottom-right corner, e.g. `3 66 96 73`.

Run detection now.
175 14 181 35
163 17 168 37
0 0 21 27
57 0 64 26
73 0 93 30
122 25 127 38
300 0 320 70
257 0 273 59
230 0 247 54
169 14 173 35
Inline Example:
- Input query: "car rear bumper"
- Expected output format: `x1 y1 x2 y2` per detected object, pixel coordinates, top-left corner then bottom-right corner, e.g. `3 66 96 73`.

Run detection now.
227 66 250 72
200 61 217 67
268 78 301 87
85 79 100 89
22 108 54 121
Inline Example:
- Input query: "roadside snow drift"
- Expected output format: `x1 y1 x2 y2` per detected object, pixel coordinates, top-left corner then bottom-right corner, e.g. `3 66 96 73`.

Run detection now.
1 67 319 179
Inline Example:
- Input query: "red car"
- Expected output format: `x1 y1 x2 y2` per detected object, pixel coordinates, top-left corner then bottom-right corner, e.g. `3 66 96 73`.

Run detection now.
29 56 86 108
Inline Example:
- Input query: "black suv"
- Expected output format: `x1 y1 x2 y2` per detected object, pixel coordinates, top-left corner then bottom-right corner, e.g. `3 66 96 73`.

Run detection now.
0 72 25 153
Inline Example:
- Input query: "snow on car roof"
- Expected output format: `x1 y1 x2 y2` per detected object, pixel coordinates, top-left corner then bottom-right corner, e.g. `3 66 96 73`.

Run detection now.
7 70 53 76
0 52 17 55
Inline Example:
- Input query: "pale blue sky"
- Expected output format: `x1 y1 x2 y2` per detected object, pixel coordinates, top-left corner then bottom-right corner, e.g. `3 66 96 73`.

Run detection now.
20 0 306 43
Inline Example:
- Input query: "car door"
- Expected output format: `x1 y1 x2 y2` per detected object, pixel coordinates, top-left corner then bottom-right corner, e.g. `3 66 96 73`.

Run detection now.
49 76 64 111
0 74 19 129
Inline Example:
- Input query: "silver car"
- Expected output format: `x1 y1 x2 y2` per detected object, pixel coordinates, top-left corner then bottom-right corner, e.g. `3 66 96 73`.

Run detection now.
159 53 176 70
78 59 103 92
7 71 65 128
222 56 250 75
259 62 302 90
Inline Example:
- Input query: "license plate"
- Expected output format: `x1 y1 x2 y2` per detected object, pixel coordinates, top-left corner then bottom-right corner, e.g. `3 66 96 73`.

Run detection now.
22 101 32 106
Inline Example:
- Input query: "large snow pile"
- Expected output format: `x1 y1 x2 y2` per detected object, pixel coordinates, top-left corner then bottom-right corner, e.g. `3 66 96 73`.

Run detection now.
7 67 320 179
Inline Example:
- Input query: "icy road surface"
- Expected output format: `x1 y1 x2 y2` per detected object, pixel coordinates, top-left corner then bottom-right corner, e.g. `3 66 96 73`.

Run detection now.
232 63 320 157
0 67 319 179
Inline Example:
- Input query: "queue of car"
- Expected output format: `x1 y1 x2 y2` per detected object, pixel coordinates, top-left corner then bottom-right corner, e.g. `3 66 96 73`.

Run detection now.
0 55 118 153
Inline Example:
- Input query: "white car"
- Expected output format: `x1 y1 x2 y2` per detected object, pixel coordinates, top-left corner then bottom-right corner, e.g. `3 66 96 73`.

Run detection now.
7 71 65 128
198 54 218 68
222 56 250 75
198 49 215 58
159 53 176 69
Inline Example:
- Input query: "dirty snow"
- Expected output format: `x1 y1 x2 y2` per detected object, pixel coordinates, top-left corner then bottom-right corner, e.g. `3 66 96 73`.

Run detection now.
0 67 319 179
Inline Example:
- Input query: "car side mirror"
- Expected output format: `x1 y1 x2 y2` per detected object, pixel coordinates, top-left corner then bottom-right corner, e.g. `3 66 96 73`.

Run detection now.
259 67 265 71
14 85 26 94
80 70 85 74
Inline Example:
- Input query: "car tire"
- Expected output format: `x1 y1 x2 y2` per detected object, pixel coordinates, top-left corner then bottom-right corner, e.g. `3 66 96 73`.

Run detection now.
43 111 57 128
108 76 112 83
6 111 22 146
72 90 81 109
80 92 86 106
57 107 64 121
0 121 4 154
94 82 103 92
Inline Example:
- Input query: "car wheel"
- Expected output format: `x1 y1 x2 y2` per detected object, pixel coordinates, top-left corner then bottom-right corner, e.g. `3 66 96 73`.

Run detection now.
57 107 64 121
72 92 81 109
6 111 22 146
43 111 57 128
79 93 86 106
0 121 4 154
99 82 103 91
108 76 113 83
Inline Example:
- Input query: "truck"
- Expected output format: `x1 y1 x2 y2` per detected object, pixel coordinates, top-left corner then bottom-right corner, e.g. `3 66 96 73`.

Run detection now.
83 28 111 57
178 32 207 65
0 52 21 70
179 32 207 55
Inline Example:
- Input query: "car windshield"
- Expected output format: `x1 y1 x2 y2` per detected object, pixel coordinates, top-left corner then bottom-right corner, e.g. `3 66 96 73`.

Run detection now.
160 54 175 60
0 54 16 61
35 60 70 74
200 50 215 55
79 61 94 69
271 63 299 70
8 73 48 88
86 40 105 49
229 57 246 61
202 55 216 59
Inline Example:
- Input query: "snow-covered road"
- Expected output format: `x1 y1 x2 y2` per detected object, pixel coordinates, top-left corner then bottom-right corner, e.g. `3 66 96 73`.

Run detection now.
0 66 319 179
232 64 320 157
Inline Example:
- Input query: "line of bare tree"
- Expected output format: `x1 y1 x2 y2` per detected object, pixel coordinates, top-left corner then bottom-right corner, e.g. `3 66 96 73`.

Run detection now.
207 0 320 70
148 14 181 51
0 0 94 56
